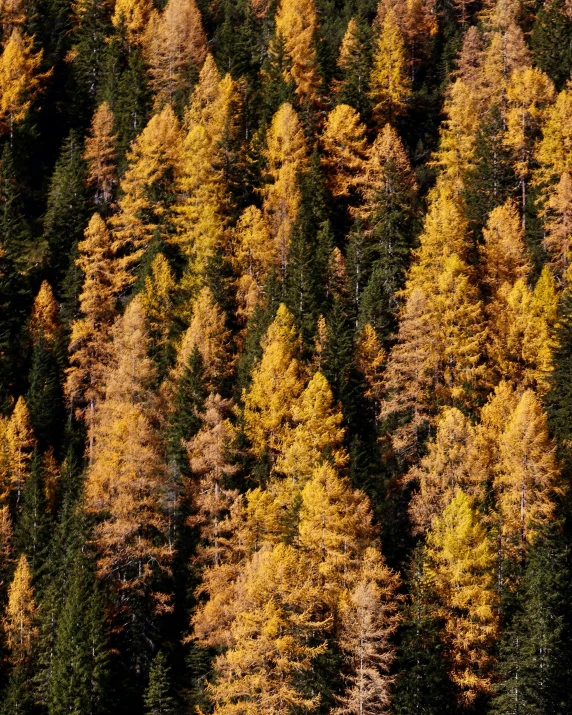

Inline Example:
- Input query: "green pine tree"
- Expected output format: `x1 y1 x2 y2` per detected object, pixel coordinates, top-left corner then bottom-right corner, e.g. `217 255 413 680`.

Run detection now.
531 0 572 91
143 651 177 715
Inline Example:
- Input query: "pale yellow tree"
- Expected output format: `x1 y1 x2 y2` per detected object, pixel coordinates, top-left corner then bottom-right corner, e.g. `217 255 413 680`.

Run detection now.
84 102 117 207
3 555 38 665
112 0 153 43
321 104 368 198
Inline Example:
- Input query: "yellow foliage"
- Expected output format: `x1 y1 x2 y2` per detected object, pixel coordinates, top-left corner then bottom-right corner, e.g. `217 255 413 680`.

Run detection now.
112 0 153 42
145 0 207 109
262 103 309 274
543 172 572 278
0 29 47 137
0 0 26 42
3 554 38 664
276 371 347 480
321 104 368 198
425 489 497 704
370 8 411 125
84 102 117 206
140 253 177 362
4 397 35 504
355 323 385 407
275 0 321 105
536 81 572 183
30 280 61 345
242 304 305 461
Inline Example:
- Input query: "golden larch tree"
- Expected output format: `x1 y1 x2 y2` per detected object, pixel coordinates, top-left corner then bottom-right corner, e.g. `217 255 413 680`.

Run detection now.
3 554 38 665
0 29 47 139
542 171 572 278
112 0 153 43
370 8 411 125
66 214 116 464
145 0 207 109
85 296 172 619
262 103 309 275
424 489 498 705
321 104 368 199
275 0 321 105
0 0 26 42
355 323 385 412
242 304 305 463
4 397 36 504
174 286 232 393
495 389 562 562
84 102 117 207
110 104 181 293
140 252 177 370
276 370 347 481
30 280 61 346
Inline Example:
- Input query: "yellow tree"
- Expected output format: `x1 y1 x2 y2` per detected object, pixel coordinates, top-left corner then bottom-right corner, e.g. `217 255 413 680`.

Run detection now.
140 253 177 372
174 286 232 393
112 0 153 43
355 323 385 412
408 408 481 535
207 543 325 715
232 206 276 320
0 29 47 140
275 0 321 105
262 103 309 275
85 296 172 622
370 8 411 125
0 505 13 590
276 371 347 481
495 390 562 563
542 171 572 278
3 554 38 665
424 489 498 704
321 104 368 199
84 102 117 207
186 393 238 568
535 81 572 184
30 280 61 346
110 104 181 294
336 548 401 715
5 397 36 504
66 214 116 464
505 67 555 223
0 0 26 42
145 0 207 109
242 304 305 463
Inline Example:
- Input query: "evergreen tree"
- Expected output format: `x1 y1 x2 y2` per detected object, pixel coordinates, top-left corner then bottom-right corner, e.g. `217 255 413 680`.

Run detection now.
531 0 572 91
144 651 176 715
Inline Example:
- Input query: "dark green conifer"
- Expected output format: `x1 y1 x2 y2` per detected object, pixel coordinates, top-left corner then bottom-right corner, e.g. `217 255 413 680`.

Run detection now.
144 651 177 715
531 0 572 91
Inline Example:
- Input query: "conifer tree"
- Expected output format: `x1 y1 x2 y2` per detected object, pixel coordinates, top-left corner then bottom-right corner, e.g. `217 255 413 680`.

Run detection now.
112 0 153 44
140 253 177 377
3 396 36 504
66 214 116 464
0 143 32 269
334 17 372 118
369 8 410 126
3 554 38 664
274 0 321 106
321 104 368 200
144 650 176 715
424 489 498 705
531 0 572 90
145 0 207 110
85 296 172 648
84 102 118 209
242 303 305 463
262 103 309 276
110 105 181 293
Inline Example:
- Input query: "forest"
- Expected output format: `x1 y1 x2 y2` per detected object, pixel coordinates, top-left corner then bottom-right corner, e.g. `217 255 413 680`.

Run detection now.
0 0 571 712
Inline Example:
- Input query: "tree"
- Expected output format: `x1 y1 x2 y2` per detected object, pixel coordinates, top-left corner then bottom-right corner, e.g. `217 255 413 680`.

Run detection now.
0 0 26 41
140 253 177 377
336 548 401 715
495 390 561 563
531 0 572 90
110 105 181 294
85 296 172 650
262 103 309 276
66 214 116 464
112 0 153 44
276 370 347 480
424 489 498 705
3 554 38 664
334 17 372 118
144 651 176 715
3 396 36 504
145 0 207 110
0 29 47 140
242 304 305 463
369 9 410 126
84 102 117 209
321 104 368 200
274 0 321 106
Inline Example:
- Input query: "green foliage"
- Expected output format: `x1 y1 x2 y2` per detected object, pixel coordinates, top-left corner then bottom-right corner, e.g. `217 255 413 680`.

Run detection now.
144 651 177 715
531 0 572 91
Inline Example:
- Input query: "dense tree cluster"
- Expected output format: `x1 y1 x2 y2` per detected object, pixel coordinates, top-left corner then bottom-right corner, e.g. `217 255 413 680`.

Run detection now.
1 0 572 712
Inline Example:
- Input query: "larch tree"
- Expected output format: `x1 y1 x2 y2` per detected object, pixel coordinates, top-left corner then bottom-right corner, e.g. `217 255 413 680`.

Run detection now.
174 286 232 393
242 304 305 464
355 323 386 412
276 370 348 481
145 0 207 110
140 252 177 376
85 296 172 635
321 104 368 200
186 393 238 568
495 389 562 563
504 66 555 223
29 280 62 346
232 205 276 321
66 214 116 465
542 171 572 279
110 105 182 294
4 396 36 505
84 102 117 209
0 0 26 42
3 554 38 665
369 8 411 126
408 407 481 535
424 489 498 705
262 103 309 276
274 0 321 106
112 0 153 44
0 29 48 140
